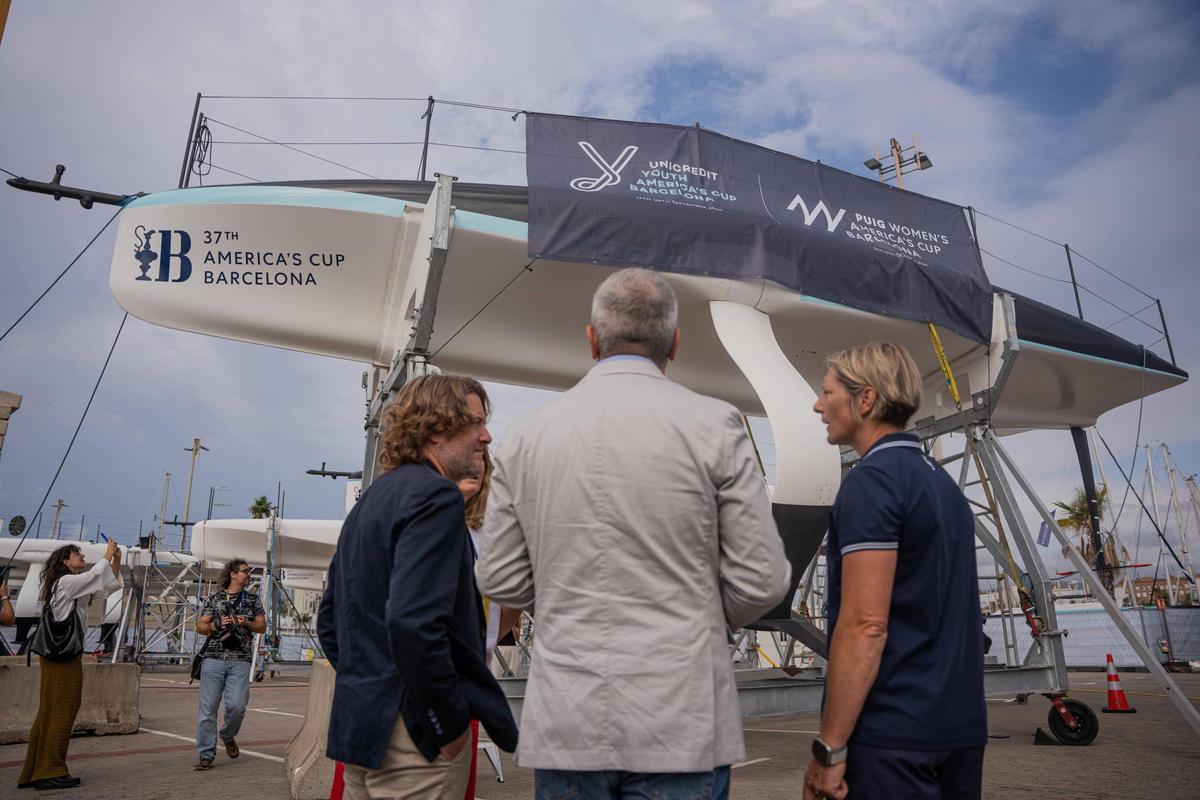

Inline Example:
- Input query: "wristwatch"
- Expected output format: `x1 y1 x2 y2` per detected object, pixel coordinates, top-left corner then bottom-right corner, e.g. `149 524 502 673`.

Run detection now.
811 737 848 766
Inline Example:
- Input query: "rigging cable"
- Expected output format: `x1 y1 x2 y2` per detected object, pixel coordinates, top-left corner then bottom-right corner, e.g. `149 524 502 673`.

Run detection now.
210 139 526 155
1076 284 1164 335
1095 429 1194 583
973 208 1063 247
204 117 381 179
1068 248 1158 301
974 209 1158 299
430 257 538 359
1102 346 1147 531
204 95 428 101
201 95 524 114
3 312 129 571
978 247 1164 339
437 99 524 114
207 163 262 182
978 247 1072 284
0 207 123 345
1103 300 1160 331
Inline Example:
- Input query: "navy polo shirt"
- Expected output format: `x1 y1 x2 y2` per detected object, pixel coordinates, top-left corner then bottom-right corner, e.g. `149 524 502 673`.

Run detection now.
826 432 986 750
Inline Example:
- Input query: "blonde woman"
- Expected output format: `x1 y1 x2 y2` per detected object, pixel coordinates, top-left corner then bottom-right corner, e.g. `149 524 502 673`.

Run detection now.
458 449 520 661
457 448 520 800
804 342 984 800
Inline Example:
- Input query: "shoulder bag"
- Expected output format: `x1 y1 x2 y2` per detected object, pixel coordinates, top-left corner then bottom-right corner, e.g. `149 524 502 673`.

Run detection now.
190 636 213 683
27 598 84 664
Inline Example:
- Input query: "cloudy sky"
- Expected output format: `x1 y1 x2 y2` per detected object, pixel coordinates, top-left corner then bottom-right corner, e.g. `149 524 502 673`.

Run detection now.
1 2 1198 580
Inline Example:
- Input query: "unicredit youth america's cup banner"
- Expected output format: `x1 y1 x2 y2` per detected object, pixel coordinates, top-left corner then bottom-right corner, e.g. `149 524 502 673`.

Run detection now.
526 113 993 343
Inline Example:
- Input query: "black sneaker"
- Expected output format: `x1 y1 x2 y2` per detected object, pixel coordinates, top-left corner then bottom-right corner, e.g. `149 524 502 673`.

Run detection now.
32 776 81 790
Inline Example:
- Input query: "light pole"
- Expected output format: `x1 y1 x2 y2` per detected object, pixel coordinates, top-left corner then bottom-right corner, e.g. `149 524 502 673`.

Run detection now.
51 499 68 539
181 438 209 550
863 134 933 188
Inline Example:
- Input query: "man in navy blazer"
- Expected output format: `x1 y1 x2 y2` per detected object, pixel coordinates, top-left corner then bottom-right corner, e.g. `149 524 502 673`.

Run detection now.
318 373 517 799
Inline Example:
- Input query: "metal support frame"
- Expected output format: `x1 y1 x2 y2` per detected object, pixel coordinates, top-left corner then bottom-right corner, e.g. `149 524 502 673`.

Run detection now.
914 293 1197 738
360 173 456 489
895 295 1021 451
970 430 1069 684
990 431 1200 736
124 549 206 666
258 510 280 677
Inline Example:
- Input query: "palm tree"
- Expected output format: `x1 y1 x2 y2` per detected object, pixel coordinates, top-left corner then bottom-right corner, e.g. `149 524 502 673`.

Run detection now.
1054 485 1118 597
1053 486 1109 561
248 496 273 519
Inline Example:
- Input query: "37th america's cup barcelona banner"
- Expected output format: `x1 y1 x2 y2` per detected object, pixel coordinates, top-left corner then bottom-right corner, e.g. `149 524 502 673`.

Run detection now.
525 113 993 343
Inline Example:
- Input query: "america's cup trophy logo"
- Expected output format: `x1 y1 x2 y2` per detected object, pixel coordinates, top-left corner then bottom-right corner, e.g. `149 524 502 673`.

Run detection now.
133 225 157 281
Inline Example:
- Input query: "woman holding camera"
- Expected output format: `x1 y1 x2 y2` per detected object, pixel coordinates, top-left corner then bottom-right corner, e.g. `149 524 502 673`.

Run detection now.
18 540 123 791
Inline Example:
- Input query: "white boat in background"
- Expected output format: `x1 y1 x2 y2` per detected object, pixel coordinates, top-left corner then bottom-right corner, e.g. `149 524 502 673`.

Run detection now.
191 518 340 573
0 528 333 620
0 538 203 619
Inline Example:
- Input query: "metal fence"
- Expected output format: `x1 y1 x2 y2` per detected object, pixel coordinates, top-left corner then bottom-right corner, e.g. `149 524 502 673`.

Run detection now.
985 606 1200 669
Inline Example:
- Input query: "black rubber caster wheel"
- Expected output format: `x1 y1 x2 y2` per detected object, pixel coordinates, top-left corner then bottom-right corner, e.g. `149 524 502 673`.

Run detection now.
1047 698 1099 746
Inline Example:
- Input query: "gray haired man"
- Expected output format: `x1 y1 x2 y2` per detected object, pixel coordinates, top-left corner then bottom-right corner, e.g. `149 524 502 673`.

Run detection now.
477 267 790 800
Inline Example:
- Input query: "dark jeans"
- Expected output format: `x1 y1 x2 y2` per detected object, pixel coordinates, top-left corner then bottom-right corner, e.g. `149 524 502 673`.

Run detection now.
845 744 984 800
535 767 731 800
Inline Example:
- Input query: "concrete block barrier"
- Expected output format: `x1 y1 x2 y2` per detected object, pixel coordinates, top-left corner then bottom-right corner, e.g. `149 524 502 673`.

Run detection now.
285 657 337 800
0 655 140 744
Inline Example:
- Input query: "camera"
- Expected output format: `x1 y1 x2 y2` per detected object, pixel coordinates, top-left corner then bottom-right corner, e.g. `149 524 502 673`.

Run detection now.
212 600 250 649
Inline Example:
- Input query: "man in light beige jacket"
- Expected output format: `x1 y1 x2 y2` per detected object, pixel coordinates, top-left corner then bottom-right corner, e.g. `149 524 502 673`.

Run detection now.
476 267 791 799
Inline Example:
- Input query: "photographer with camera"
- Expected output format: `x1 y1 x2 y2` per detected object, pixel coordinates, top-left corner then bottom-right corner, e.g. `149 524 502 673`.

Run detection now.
193 558 265 771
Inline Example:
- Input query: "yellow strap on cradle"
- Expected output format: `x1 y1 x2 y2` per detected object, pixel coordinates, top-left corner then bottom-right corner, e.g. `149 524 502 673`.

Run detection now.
927 324 1031 614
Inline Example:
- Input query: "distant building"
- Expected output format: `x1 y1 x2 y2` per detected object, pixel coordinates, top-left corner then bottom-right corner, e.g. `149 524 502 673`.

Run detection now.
1131 576 1193 606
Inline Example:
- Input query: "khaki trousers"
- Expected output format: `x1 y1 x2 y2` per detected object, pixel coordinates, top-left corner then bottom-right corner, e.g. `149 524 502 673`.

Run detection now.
343 717 471 800
19 655 83 785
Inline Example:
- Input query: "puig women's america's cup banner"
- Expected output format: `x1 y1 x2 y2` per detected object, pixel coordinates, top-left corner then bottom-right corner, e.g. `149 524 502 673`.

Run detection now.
525 113 993 343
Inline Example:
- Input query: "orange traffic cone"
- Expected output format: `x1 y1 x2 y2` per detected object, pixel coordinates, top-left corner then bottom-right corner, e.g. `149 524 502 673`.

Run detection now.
1102 653 1136 713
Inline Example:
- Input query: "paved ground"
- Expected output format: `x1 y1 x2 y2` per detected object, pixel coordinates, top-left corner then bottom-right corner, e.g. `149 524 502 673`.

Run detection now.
1 668 1197 799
